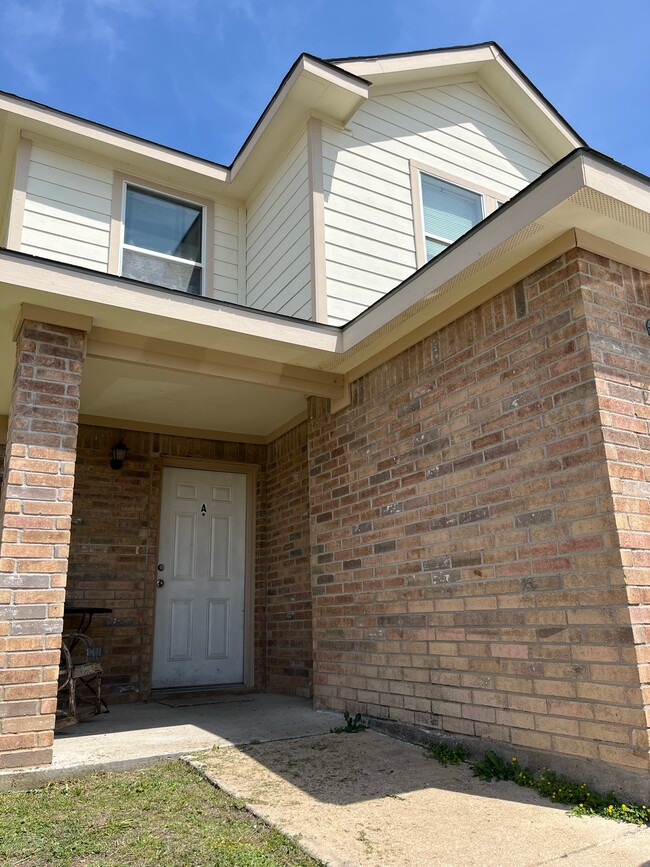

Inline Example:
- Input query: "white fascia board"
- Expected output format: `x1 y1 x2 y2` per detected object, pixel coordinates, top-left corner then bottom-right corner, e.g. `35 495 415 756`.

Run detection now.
581 153 650 209
479 53 584 162
228 59 306 182
480 50 584 159
0 251 341 361
301 56 369 97
0 57 368 201
334 45 583 161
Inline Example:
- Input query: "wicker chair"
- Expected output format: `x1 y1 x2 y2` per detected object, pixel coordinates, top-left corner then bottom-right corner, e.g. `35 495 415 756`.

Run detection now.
56 633 104 729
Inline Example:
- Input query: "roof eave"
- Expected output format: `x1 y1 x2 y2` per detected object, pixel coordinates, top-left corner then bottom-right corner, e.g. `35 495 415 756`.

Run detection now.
0 43 583 200
0 55 369 200
329 149 650 374
228 55 368 195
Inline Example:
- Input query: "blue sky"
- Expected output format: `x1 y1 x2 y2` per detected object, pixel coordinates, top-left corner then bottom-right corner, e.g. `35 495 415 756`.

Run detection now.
1 0 649 174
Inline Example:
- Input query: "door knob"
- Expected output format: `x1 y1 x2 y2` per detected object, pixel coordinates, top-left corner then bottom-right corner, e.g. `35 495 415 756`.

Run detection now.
157 578 165 588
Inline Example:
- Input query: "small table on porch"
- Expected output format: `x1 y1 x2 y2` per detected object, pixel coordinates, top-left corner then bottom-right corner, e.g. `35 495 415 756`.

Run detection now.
63 606 113 636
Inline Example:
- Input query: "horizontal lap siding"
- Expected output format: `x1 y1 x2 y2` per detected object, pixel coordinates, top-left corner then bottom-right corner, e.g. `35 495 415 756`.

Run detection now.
323 81 552 325
246 132 311 319
22 146 112 270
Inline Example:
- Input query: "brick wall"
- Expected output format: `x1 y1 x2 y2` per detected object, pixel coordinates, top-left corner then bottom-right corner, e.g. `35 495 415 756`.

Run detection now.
67 426 267 700
582 253 650 763
4 249 647 783
0 320 86 768
1 416 315 706
264 423 312 697
308 249 650 793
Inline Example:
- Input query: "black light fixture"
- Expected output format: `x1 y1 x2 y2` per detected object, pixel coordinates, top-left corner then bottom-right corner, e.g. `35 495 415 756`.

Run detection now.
110 440 129 470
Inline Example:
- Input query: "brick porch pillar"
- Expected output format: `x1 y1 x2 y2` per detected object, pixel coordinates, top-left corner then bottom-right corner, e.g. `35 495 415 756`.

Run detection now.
0 311 90 769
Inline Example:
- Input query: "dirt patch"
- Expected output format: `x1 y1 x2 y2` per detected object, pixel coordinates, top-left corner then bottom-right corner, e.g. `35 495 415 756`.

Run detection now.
191 731 649 867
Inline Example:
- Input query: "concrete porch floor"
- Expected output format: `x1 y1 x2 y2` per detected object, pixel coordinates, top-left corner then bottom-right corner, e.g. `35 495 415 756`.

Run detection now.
0 693 341 790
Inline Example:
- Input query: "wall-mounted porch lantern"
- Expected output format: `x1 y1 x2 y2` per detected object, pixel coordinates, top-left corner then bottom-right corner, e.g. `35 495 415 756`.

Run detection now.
109 440 129 470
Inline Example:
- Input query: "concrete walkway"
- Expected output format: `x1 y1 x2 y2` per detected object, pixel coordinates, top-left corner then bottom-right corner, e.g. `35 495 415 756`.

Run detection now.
1 695 649 866
194 730 650 867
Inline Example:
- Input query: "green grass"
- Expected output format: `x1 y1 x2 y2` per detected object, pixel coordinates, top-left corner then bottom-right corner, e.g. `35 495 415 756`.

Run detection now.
0 761 320 866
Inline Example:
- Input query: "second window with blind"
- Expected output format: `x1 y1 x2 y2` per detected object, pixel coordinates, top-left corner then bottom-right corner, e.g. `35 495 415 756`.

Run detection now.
419 171 503 263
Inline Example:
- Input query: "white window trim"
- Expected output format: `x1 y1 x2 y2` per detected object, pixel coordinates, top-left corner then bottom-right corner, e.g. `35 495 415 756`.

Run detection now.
410 160 505 269
109 173 213 297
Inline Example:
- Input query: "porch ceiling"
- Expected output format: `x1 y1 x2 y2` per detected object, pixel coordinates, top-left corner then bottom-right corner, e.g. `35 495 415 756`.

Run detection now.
0 317 310 441
0 272 341 442
79 356 307 439
0 335 307 441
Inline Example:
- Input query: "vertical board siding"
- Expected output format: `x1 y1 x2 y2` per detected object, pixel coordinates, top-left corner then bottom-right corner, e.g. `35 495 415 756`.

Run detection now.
213 201 241 303
22 145 113 270
246 132 312 319
323 81 552 325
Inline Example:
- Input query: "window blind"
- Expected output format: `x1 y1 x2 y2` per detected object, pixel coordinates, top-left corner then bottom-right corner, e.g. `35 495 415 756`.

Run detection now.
421 175 483 252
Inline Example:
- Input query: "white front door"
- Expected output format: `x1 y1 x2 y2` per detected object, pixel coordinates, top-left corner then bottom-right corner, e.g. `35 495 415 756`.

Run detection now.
152 467 247 689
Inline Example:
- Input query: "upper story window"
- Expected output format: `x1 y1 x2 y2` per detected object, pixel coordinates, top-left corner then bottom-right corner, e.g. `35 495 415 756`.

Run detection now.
121 185 204 295
421 174 484 260
416 169 503 264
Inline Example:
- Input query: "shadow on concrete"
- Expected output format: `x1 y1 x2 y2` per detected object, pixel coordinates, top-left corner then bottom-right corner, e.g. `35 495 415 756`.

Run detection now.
195 729 650 867
50 693 592 813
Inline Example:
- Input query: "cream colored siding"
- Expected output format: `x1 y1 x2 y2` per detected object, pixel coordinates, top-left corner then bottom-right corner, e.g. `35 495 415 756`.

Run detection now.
213 202 241 303
22 145 112 270
323 81 552 324
246 132 311 319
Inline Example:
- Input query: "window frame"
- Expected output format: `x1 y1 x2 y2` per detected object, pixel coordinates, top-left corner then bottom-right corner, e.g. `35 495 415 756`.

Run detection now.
109 174 212 297
410 161 505 268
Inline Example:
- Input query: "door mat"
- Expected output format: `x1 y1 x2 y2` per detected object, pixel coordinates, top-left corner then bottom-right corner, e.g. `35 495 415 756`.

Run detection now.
156 695 255 708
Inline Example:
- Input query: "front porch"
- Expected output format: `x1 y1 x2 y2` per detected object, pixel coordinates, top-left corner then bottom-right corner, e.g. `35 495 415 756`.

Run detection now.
0 308 319 771
0 693 339 790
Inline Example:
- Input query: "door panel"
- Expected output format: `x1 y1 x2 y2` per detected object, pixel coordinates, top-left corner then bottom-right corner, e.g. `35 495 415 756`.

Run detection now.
152 467 247 688
206 599 229 658
173 513 196 579
168 599 193 661
209 515 231 581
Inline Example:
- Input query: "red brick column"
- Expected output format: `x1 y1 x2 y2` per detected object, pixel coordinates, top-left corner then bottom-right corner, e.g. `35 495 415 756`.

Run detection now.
0 318 88 769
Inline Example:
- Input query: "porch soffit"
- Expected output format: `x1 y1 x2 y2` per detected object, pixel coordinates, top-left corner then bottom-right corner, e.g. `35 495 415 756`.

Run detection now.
85 329 344 399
